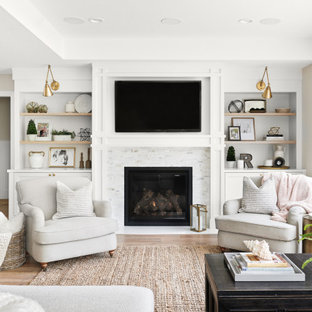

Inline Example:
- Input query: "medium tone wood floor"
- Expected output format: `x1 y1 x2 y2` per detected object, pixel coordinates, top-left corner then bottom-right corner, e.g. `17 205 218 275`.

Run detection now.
0 201 217 285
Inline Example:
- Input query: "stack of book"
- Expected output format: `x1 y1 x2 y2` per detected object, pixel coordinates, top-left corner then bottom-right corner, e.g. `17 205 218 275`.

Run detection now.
265 134 284 141
232 253 295 275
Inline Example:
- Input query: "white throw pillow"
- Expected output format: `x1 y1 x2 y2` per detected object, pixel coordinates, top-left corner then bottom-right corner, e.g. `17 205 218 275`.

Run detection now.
0 293 45 312
52 181 95 220
0 213 24 234
0 233 12 266
239 177 279 214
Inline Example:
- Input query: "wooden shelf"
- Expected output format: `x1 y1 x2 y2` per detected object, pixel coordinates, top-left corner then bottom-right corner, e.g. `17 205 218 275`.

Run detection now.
20 113 92 116
224 112 296 116
20 140 91 145
225 140 296 144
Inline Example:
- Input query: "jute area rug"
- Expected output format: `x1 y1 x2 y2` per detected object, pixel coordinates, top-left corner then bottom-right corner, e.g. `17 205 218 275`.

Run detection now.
30 245 222 312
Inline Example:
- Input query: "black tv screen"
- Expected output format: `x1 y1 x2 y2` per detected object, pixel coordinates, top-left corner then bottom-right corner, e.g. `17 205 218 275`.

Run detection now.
115 81 201 132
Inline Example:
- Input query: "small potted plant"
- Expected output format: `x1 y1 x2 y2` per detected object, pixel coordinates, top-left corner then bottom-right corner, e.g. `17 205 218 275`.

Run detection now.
52 129 76 141
226 146 236 168
27 119 37 141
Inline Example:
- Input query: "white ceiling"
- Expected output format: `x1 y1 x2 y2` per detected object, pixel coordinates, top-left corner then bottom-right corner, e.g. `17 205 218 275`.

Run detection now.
0 0 312 70
29 0 312 39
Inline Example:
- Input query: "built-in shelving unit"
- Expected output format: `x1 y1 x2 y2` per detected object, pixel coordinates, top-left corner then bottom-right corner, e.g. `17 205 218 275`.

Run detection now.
20 140 91 145
224 112 296 116
20 113 92 116
224 140 296 145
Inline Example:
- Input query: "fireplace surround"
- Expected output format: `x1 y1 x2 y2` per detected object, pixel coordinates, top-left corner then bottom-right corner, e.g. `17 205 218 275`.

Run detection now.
124 167 192 226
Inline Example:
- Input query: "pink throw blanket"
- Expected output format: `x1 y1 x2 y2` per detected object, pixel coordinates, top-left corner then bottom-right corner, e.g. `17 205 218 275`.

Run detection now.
262 173 312 222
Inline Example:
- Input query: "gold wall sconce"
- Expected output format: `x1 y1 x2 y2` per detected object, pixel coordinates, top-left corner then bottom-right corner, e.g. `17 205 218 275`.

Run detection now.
43 65 60 97
256 66 272 99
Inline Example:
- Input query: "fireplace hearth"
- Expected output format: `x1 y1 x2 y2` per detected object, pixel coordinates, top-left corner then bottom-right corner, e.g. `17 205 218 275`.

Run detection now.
124 167 192 226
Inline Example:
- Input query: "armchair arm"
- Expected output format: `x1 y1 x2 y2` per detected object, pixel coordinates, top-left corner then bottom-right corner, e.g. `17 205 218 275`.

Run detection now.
287 206 306 253
223 199 241 215
93 200 112 218
20 204 45 230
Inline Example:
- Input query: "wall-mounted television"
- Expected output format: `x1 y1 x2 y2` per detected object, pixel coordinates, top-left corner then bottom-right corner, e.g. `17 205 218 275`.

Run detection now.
115 81 201 132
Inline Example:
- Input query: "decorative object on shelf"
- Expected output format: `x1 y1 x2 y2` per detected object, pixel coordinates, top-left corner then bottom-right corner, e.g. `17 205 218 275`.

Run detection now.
190 204 208 232
226 146 236 168
244 240 273 260
275 108 290 113
74 94 92 113
26 119 37 141
266 127 284 141
28 151 45 169
228 126 241 141
49 147 76 168
77 128 91 141
34 119 52 141
43 64 60 97
26 101 39 113
52 129 75 141
65 101 76 113
86 148 92 169
38 104 48 113
232 117 256 141
244 99 266 113
79 153 84 169
264 159 273 166
240 153 253 168
256 66 272 99
237 159 244 169
274 145 286 167
228 100 244 113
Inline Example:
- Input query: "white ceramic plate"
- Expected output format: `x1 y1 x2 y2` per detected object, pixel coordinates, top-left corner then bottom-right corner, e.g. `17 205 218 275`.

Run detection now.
74 94 92 113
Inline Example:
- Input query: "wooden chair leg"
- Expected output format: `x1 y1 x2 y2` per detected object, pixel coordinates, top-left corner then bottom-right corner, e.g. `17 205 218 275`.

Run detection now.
40 263 48 271
109 250 116 258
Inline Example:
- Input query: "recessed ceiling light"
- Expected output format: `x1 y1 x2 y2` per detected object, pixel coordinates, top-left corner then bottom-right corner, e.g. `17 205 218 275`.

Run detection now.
161 18 181 25
88 17 104 24
260 18 281 25
64 17 85 24
238 18 253 24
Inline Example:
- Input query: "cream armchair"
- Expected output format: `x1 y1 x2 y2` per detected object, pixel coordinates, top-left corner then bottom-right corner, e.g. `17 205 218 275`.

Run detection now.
216 176 306 253
16 177 118 270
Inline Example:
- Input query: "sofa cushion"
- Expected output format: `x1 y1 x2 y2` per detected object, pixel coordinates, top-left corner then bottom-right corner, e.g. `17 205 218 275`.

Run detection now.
215 213 296 241
33 217 118 245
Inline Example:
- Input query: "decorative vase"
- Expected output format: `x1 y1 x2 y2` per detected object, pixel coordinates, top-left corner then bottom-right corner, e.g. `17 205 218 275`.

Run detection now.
53 135 72 141
226 161 236 168
65 101 75 113
27 134 37 141
29 151 45 169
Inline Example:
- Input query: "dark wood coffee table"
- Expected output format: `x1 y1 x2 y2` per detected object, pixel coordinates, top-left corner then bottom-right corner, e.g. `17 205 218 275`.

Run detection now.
205 253 312 311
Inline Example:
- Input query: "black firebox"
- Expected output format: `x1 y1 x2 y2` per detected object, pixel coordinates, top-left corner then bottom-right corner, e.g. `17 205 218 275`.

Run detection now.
124 167 192 226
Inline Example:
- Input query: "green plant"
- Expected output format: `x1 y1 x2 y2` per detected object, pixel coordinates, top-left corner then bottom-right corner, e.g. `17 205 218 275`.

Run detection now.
27 119 37 135
226 146 236 161
52 129 76 139
300 224 312 269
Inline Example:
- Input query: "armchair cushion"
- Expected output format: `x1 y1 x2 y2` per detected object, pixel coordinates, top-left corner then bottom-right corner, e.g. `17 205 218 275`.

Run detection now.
215 213 296 241
33 217 118 245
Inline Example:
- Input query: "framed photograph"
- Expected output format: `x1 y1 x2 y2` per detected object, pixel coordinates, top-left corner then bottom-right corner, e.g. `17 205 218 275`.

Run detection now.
49 147 76 168
228 126 241 141
244 99 266 113
35 119 52 141
231 117 256 141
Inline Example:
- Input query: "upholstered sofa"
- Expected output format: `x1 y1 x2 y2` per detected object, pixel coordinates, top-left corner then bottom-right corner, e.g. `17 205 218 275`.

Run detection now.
16 177 118 269
216 176 306 253
0 285 154 312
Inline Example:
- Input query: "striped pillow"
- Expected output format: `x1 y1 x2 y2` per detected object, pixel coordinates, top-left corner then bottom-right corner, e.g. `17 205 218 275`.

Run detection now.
239 177 278 214
53 181 95 219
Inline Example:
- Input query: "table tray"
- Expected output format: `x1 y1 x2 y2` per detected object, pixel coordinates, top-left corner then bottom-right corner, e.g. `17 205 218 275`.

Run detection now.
224 252 306 282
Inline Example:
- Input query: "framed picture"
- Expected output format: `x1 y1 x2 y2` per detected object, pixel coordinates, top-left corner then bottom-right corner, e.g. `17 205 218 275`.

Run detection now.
49 147 76 168
228 126 241 141
244 99 266 113
231 117 256 141
35 119 52 141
